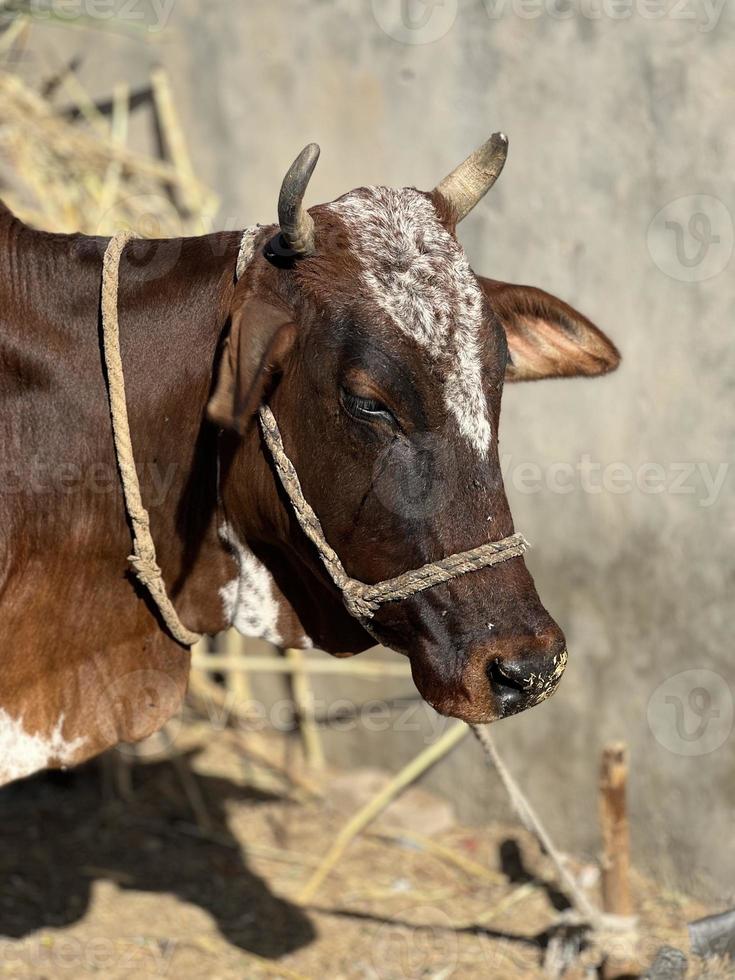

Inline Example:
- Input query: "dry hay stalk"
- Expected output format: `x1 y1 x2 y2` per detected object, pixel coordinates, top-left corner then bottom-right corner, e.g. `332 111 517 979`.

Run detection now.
285 646 326 771
367 826 504 886
191 650 412 678
0 64 218 235
297 722 470 905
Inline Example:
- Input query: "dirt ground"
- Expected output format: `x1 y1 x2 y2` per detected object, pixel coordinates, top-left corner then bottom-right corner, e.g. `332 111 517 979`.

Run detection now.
0 718 728 980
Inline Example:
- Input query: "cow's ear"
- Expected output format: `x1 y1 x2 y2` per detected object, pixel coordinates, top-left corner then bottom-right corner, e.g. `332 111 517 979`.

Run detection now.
207 290 296 433
478 278 620 382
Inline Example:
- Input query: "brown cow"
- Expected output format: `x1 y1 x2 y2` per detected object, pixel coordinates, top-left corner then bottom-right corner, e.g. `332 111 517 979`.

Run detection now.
0 134 619 784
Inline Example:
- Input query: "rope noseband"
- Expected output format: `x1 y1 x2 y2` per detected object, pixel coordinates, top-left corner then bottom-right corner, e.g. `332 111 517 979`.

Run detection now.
100 229 529 646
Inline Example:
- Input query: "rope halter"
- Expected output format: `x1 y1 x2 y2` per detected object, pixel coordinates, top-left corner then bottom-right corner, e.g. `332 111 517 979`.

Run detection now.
257 404 529 625
101 228 530 646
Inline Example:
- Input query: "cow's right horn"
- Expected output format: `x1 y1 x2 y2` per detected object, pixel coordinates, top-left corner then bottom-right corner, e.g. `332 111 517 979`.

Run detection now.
277 143 320 256
434 132 508 223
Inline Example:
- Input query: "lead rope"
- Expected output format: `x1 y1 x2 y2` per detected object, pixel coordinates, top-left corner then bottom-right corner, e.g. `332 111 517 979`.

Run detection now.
101 227 529 645
101 231 201 646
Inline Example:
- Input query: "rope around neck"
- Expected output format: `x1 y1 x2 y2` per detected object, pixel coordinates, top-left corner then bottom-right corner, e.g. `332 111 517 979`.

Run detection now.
101 231 201 646
101 227 529 645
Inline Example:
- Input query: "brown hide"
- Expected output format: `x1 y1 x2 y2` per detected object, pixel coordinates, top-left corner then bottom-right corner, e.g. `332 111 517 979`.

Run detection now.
0 214 240 778
0 187 620 781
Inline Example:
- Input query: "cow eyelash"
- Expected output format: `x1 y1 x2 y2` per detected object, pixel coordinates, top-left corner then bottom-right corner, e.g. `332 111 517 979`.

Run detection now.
340 387 396 426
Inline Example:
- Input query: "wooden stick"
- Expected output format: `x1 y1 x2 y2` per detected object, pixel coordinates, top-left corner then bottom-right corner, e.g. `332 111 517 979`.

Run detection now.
599 742 632 917
225 629 253 704
186 673 322 798
58 66 111 138
102 747 134 802
286 647 325 770
151 65 203 216
297 722 469 905
191 652 412 678
189 638 211 697
97 81 129 224
170 751 212 833
0 16 29 57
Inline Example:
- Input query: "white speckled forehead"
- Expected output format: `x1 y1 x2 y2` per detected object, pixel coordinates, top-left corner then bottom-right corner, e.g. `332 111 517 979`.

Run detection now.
325 186 491 458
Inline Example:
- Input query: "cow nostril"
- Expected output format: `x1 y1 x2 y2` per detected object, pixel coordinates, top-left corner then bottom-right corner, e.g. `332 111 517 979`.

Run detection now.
485 648 567 717
486 658 529 712
494 657 544 693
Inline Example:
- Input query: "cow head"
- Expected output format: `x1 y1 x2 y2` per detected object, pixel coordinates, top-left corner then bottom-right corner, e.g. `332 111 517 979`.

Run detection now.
209 136 619 724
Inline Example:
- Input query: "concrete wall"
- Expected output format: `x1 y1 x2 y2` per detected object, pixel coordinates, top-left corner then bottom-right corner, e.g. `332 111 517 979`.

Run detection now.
25 0 734 900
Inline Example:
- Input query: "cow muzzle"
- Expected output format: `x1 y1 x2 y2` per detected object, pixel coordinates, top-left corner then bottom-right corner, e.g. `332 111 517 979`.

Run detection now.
485 638 568 717
413 624 568 723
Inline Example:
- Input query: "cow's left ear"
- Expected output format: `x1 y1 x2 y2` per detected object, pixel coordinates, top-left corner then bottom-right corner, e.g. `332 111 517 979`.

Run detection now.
478 277 620 382
208 290 296 433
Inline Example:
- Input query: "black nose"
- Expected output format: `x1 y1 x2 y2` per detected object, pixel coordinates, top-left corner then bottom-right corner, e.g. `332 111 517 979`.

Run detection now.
486 643 567 717
486 658 534 714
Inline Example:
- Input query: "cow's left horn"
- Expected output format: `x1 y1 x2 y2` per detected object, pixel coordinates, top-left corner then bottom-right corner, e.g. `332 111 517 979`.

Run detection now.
433 132 508 223
277 142 320 255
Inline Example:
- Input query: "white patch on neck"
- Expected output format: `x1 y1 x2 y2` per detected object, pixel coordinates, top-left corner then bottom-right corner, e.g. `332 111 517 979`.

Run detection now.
219 522 283 645
326 187 491 458
0 710 85 785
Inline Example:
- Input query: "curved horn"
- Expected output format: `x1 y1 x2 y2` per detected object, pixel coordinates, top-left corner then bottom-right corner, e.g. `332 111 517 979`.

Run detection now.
277 143 321 255
434 132 508 223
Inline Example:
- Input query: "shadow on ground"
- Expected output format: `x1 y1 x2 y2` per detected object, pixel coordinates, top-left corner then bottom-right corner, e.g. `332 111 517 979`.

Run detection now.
0 753 315 959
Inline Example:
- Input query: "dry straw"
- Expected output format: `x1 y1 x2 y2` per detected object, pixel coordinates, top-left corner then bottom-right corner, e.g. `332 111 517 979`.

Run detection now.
0 25 217 235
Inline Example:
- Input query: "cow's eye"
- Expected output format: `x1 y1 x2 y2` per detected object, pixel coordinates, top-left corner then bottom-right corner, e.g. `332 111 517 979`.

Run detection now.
340 387 396 426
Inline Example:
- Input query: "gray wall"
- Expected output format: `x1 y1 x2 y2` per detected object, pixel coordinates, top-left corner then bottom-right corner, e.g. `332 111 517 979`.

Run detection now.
27 0 734 900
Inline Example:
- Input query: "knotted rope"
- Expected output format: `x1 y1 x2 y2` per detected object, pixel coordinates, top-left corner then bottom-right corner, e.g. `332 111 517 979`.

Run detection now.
101 226 530 645
101 231 201 646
